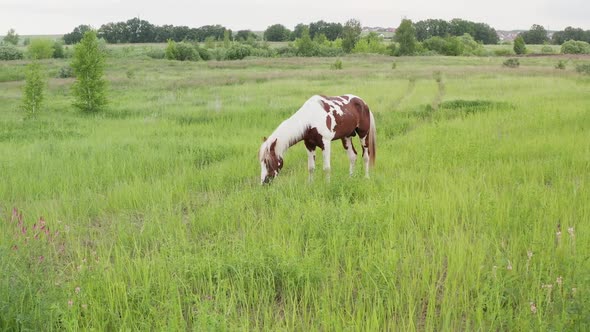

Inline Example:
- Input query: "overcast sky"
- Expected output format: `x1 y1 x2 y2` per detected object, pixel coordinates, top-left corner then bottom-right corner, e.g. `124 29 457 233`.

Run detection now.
1 0 588 35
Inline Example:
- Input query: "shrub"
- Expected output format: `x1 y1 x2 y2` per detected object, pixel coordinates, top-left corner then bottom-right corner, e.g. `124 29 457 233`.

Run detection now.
27 39 54 59
561 40 590 54
422 36 446 54
331 59 343 70
57 65 74 78
225 44 252 60
21 62 46 118
494 48 514 56
209 48 227 61
575 63 590 75
0 44 24 60
175 42 200 61
442 36 464 56
352 32 387 54
146 47 165 59
541 45 555 54
275 45 297 57
503 58 520 68
295 28 319 56
555 60 566 70
459 34 485 56
53 41 65 58
165 40 177 60
513 36 526 55
195 45 211 61
391 61 397 69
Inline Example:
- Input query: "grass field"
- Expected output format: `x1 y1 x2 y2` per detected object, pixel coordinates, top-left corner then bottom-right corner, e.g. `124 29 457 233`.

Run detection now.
1 52 590 330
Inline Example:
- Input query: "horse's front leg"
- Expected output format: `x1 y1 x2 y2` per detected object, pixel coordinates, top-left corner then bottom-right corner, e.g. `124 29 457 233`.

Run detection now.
307 148 316 182
322 138 331 182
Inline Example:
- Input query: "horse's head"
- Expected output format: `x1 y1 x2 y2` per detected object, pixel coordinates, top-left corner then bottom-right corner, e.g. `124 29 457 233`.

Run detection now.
259 138 283 184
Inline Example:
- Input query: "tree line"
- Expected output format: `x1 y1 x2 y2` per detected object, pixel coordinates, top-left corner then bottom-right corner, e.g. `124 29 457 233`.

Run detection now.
57 17 590 47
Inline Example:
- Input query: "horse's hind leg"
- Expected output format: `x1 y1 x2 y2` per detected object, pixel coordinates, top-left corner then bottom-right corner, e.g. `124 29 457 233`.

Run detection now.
341 137 357 176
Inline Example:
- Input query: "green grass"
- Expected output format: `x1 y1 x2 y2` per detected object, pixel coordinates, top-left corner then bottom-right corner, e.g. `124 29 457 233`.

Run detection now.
1 53 590 330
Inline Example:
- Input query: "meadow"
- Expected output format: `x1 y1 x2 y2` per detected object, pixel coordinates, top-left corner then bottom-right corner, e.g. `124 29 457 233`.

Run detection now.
1 51 590 330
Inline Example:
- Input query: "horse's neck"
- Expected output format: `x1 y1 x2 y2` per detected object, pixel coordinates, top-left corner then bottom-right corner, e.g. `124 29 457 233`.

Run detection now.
270 116 308 157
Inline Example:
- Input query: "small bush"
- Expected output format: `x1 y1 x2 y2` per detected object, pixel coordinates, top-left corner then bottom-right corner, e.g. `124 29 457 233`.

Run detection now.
276 45 297 57
391 61 397 69
561 40 590 54
575 63 590 75
541 45 555 54
28 39 54 59
225 44 252 60
0 44 24 60
195 45 211 61
57 65 74 78
165 40 177 60
175 42 200 61
494 48 514 56
513 36 526 55
331 59 343 70
555 60 566 70
503 58 520 68
146 48 165 59
53 41 65 58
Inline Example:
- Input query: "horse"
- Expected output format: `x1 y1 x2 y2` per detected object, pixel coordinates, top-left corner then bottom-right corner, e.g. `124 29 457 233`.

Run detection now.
258 94 376 184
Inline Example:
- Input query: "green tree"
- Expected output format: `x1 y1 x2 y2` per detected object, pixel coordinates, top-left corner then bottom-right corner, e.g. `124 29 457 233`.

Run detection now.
21 62 46 118
63 25 93 45
295 27 318 56
342 19 362 53
53 40 65 58
395 19 417 56
165 39 177 59
263 24 291 41
513 35 526 55
71 31 107 113
4 28 19 45
27 39 54 59
223 30 231 48
520 24 548 44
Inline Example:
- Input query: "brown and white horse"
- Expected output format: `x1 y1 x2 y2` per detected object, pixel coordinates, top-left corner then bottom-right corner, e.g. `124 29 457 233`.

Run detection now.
258 94 376 184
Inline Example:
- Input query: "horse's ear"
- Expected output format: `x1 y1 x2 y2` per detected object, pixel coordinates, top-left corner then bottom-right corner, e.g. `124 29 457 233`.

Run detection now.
262 136 267 142
269 138 277 152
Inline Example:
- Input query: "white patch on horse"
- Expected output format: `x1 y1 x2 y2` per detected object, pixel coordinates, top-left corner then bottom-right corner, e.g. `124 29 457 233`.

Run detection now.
326 113 336 132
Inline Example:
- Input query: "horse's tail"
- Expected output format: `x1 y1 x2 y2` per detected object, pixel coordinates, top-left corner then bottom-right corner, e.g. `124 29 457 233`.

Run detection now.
368 110 376 167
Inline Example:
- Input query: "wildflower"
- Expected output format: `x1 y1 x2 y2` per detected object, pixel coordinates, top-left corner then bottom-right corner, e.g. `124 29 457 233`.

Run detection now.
75 287 81 294
542 284 553 290
38 256 45 263
492 265 498 278
68 299 73 307
527 250 533 260
568 227 575 238
507 260 513 271
556 276 563 286
530 302 537 314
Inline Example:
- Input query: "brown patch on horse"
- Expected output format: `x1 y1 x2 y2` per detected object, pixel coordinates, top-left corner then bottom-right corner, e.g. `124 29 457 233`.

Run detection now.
303 127 324 151
330 97 366 139
326 116 332 130
321 101 330 112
